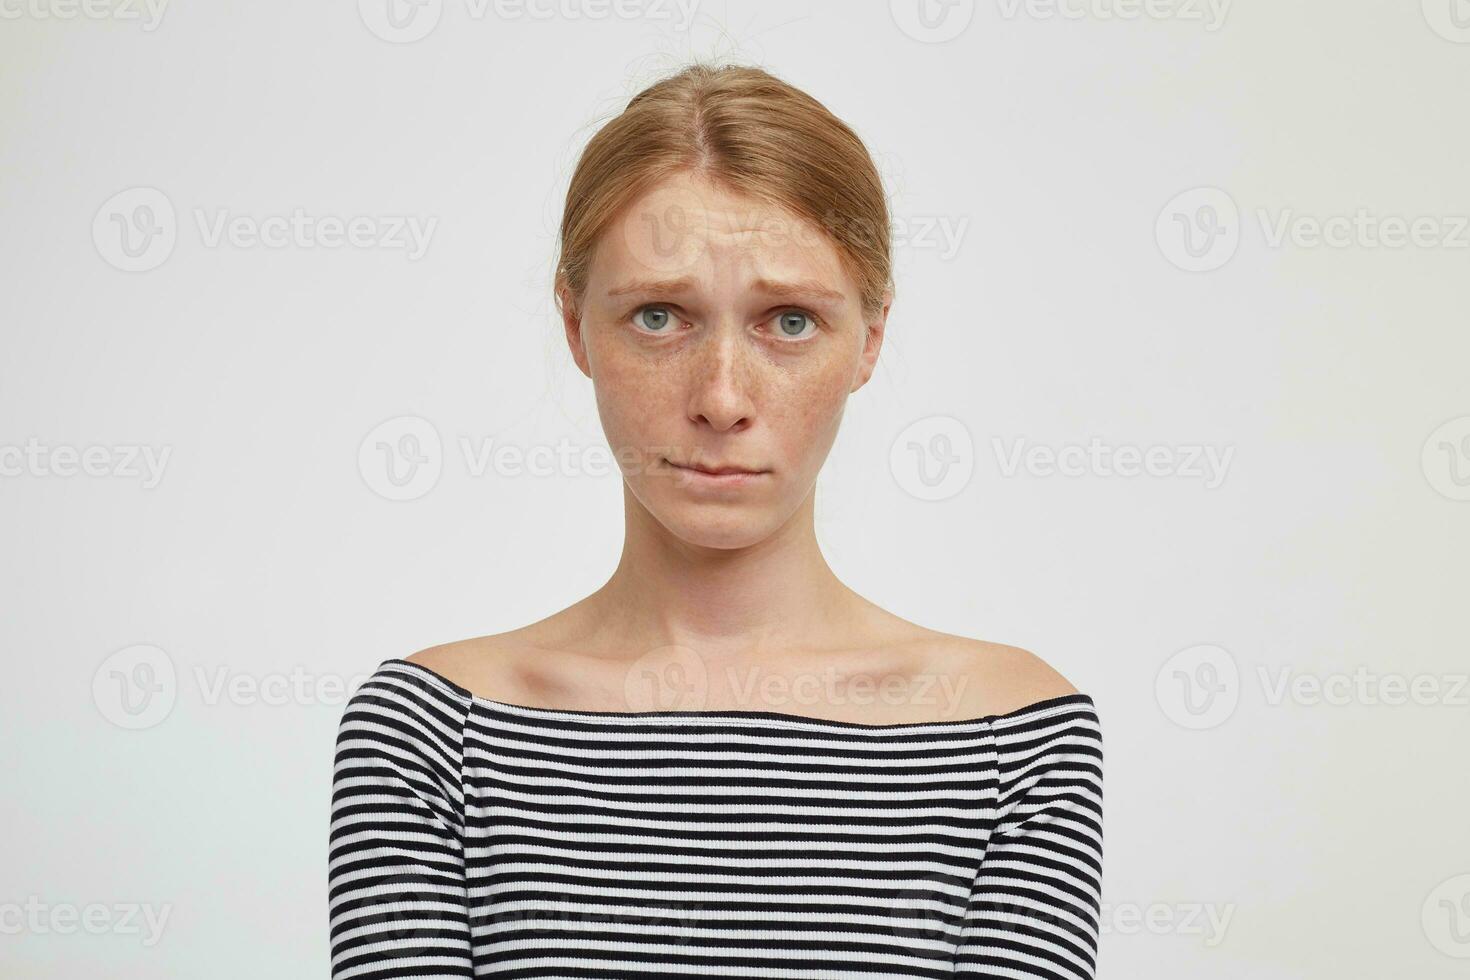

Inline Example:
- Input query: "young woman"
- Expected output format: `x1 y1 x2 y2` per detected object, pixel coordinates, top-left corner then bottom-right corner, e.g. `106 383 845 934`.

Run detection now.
328 62 1103 979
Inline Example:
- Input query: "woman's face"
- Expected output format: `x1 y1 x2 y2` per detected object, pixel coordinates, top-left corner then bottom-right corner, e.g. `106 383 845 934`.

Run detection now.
562 170 890 550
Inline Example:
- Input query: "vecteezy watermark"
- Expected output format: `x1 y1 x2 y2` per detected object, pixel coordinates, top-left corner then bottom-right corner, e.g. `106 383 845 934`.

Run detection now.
578 175 965 282
890 420 1235 499
619 195 970 275
1258 666 1469 708
1101 900 1235 946
0 897 172 947
0 438 172 488
891 0 1228 42
0 0 168 30
806 208 971 262
1156 187 1240 272
358 0 443 41
359 416 444 502
1156 643 1470 729
1256 208 1470 251
92 187 176 272
1423 873 1470 958
192 208 436 259
993 0 1231 30
725 664 971 717
478 903 706 949
882 879 967 944
357 414 728 501
1157 186 1470 271
1422 0 1470 43
1155 643 1240 729
889 415 976 502
889 0 977 43
357 0 700 43
92 644 377 728
1422 415 1470 502
620 643 974 718
92 187 437 272
623 644 711 711
94 645 177 729
991 436 1235 489
891 214 971 261
191 665 377 708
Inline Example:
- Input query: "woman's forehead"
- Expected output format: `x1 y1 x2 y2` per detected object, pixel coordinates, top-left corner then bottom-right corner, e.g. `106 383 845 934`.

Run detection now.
591 174 853 296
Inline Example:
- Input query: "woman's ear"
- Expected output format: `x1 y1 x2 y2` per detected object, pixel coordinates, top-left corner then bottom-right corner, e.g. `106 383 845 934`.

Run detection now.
852 286 893 393
557 282 592 379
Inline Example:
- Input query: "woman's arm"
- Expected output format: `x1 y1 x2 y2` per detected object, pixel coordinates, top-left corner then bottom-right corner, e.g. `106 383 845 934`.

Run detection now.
954 696 1105 980
328 665 474 978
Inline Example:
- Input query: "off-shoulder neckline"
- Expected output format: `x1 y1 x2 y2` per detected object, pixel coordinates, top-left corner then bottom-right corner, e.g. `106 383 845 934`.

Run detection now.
379 657 1095 732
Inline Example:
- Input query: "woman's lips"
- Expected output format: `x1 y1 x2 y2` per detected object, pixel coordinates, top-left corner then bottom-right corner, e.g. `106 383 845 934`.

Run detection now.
663 457 770 489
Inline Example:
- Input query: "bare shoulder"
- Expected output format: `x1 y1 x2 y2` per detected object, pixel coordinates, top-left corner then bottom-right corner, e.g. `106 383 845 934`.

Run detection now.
923 635 1082 717
402 633 523 695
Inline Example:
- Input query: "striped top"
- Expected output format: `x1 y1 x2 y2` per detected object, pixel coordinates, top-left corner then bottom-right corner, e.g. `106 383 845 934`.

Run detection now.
328 658 1104 980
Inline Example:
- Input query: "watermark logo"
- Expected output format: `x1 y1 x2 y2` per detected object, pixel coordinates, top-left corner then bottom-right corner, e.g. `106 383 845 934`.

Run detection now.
890 415 975 501
991 436 1234 488
1257 208 1469 250
891 214 970 261
354 418 729 501
0 897 171 946
489 0 699 27
93 187 437 271
994 0 1231 30
1101 900 1234 946
1422 415 1470 501
1258 666 1467 708
1423 873 1470 957
92 644 177 730
193 208 436 259
359 415 444 501
1423 0 1470 43
93 187 176 273
1157 648 1464 727
359 0 443 42
1156 187 1239 272
0 0 169 30
619 648 974 718
617 178 715 280
890 0 976 44
1155 643 1239 729
727 664 970 717
885 881 964 943
0 438 172 488
359 0 699 42
94 646 376 727
478 903 705 948
193 665 376 707
623 644 709 711
1160 187 1469 270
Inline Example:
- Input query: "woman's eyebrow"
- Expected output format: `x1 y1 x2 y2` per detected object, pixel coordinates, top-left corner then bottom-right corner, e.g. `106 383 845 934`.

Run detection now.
605 275 698 299
749 276 847 307
605 275 846 307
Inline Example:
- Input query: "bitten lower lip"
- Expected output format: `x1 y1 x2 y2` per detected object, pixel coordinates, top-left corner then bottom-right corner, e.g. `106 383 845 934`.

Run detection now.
665 459 769 488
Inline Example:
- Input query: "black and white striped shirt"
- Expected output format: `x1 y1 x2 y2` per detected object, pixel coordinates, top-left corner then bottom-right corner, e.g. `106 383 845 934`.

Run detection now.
328 657 1104 979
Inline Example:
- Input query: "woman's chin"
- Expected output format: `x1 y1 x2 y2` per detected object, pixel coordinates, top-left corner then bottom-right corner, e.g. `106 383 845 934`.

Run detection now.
648 500 783 552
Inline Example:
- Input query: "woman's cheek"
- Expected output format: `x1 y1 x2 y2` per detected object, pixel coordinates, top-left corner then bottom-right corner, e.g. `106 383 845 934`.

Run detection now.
787 358 853 421
591 367 679 480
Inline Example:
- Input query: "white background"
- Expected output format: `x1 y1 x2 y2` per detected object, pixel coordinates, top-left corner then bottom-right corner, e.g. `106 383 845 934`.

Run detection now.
2 1 1468 977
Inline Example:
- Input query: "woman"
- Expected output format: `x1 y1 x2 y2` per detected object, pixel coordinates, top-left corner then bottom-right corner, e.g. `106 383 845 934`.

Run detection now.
328 62 1103 979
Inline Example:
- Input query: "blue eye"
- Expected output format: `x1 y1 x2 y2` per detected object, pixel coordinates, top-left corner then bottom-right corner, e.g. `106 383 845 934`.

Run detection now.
774 310 817 339
634 306 673 331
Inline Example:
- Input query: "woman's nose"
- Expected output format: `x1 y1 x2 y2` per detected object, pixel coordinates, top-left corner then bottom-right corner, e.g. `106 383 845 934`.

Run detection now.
684 329 756 432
